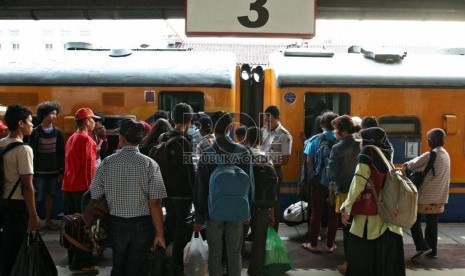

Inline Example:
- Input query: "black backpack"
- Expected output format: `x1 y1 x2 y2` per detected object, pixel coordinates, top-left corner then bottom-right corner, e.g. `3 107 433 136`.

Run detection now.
149 133 194 195
314 134 335 187
252 154 278 208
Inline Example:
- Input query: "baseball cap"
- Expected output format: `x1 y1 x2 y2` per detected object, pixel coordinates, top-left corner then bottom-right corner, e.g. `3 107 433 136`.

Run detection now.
0 120 7 131
75 108 100 120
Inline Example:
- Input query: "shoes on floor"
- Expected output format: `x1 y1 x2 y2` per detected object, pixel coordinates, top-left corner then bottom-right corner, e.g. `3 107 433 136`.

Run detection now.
411 248 433 262
327 244 337 254
302 243 320 253
426 252 438 259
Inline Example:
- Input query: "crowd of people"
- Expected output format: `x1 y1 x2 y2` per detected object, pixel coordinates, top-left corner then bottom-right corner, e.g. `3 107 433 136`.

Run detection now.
300 110 451 276
0 101 451 276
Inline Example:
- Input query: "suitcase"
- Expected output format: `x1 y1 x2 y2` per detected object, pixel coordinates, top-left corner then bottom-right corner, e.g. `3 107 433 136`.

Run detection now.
60 213 92 252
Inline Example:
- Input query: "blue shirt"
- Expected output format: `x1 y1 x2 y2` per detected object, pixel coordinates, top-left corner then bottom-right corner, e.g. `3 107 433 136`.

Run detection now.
303 130 336 163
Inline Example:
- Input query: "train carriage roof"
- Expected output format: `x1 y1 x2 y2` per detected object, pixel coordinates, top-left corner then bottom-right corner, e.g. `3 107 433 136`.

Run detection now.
0 51 236 87
269 51 465 88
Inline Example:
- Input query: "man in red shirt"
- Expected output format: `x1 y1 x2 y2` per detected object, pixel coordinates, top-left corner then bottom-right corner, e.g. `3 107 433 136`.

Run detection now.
62 107 99 273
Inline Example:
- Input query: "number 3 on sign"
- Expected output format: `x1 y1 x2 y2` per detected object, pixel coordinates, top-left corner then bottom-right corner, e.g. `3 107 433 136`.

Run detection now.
186 0 315 38
237 0 269 28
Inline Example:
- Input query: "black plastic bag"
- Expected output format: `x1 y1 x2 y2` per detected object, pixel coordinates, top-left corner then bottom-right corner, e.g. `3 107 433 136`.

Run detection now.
10 232 58 276
147 246 176 276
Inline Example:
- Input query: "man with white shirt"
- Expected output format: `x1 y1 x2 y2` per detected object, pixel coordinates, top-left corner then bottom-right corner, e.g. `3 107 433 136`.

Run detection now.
261 105 293 231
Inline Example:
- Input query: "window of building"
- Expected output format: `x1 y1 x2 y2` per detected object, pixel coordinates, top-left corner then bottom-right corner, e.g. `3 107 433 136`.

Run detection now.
12 43 20 51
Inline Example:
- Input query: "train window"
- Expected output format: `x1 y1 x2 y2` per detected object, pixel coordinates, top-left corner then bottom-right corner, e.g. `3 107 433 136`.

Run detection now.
158 92 204 113
379 116 420 136
304 92 350 138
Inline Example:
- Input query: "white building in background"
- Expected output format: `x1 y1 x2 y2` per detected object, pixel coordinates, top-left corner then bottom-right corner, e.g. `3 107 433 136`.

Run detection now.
0 20 180 52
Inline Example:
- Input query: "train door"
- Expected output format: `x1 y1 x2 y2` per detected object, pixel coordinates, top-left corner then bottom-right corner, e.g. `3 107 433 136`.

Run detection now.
304 92 350 138
158 91 205 113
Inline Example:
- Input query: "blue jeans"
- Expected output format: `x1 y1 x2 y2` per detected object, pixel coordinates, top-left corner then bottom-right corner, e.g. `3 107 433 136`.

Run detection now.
164 198 192 272
110 215 153 276
34 176 58 201
206 219 243 276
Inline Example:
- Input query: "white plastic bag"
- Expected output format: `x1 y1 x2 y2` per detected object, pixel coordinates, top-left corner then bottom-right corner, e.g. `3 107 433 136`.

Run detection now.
282 201 308 226
183 232 208 276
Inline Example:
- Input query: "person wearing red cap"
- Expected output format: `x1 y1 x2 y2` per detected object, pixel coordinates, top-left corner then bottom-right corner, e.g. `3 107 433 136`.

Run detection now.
0 119 8 139
62 107 99 273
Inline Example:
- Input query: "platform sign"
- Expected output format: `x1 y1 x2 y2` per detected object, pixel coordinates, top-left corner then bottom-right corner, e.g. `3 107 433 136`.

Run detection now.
186 0 315 38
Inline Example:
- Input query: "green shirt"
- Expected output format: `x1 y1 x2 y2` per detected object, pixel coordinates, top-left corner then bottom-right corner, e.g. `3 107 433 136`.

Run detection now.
341 163 403 240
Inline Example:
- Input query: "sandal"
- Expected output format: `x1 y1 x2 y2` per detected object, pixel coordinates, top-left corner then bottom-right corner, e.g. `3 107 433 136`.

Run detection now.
302 243 320 253
327 244 337 254
337 262 347 275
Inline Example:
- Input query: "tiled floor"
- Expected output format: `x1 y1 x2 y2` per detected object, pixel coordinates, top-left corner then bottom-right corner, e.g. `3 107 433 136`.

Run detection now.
42 222 465 275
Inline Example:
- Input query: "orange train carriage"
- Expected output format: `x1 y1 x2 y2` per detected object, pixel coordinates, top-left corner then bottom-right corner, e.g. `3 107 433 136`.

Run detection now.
267 50 465 222
0 49 463 221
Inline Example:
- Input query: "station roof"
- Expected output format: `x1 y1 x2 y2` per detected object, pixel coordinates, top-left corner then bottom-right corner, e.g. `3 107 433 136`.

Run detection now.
1 0 465 21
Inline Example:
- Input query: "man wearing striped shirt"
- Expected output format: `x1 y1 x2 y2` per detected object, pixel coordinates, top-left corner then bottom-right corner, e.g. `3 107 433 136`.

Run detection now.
90 118 167 276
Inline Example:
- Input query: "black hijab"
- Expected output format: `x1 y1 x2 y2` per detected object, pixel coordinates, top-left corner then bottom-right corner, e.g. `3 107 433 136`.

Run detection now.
359 127 393 171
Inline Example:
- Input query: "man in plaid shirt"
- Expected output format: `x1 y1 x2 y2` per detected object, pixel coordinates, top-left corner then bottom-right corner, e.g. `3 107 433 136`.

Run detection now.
90 118 167 276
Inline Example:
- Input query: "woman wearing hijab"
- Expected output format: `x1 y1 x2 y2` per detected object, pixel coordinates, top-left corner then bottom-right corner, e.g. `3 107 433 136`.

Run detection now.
403 128 450 261
340 127 405 276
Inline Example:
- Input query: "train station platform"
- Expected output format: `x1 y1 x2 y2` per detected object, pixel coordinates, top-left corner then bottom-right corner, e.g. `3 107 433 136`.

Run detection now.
41 222 465 275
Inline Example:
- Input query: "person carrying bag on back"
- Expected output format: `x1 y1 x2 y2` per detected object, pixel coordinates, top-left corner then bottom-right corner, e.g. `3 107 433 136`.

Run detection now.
193 111 252 276
0 104 40 276
340 127 406 276
403 128 450 262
